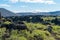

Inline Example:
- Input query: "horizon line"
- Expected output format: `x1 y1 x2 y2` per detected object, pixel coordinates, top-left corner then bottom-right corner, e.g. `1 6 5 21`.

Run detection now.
0 8 60 13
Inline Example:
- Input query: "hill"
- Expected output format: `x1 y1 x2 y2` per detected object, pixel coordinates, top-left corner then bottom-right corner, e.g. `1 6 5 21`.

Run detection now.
16 11 60 16
0 8 60 17
0 8 16 17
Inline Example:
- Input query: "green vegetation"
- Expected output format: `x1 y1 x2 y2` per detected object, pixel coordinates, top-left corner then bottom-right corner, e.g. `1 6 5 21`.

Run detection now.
0 16 60 40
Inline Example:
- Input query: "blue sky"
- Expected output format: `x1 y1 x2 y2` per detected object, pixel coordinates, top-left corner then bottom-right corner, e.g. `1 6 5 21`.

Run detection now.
0 0 60 13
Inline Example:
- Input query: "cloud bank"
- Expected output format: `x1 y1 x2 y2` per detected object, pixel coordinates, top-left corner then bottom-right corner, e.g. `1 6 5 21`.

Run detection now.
13 9 49 13
9 0 56 4
0 4 10 7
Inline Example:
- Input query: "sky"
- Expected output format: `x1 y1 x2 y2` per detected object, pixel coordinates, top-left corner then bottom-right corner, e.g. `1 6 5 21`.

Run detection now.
0 0 60 13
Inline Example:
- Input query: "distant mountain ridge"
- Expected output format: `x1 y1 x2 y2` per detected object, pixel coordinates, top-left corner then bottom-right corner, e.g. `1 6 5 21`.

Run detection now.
0 8 60 17
0 8 16 17
17 11 60 16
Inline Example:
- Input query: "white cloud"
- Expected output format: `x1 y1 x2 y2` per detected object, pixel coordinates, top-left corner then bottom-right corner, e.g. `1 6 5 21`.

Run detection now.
30 9 49 13
20 0 56 4
0 4 10 7
13 10 21 13
9 0 56 4
9 0 19 3
20 0 44 3
13 9 49 13
44 1 56 4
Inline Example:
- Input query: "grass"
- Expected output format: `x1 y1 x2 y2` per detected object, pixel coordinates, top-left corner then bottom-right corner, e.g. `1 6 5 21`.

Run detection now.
0 21 60 40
